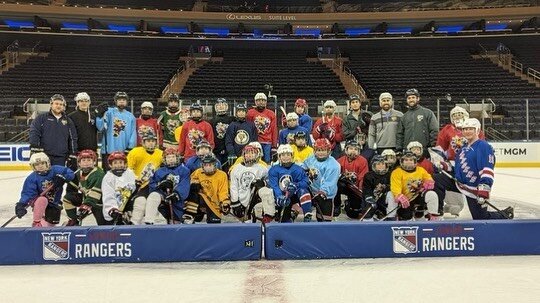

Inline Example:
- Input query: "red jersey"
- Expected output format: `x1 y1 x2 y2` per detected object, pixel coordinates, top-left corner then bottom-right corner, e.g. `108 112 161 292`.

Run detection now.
337 155 369 189
417 158 434 175
246 108 277 147
178 119 215 160
437 124 485 160
312 115 344 149
136 117 162 146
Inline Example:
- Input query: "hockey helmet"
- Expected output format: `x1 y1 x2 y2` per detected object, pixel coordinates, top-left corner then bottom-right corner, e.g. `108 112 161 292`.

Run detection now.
163 148 180 168
200 154 218 175
114 91 129 102
295 98 307 107
254 92 267 101
400 151 417 172
74 92 91 102
461 118 481 134
407 141 423 158
77 149 97 173
381 149 397 165
214 98 228 115
345 140 360 159
450 106 469 128
371 155 388 175
242 145 258 165
29 152 50 175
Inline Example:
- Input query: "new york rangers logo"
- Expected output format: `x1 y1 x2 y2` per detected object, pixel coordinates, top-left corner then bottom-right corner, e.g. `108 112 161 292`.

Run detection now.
42 232 71 261
392 227 418 254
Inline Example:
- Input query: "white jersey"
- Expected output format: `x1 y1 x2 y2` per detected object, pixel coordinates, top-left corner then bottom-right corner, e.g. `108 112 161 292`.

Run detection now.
102 169 137 221
230 163 268 207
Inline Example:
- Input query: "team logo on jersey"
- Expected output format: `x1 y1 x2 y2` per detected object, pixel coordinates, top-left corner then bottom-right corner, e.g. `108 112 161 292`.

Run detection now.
392 226 418 254
42 232 71 260
187 129 206 150
41 180 55 202
240 171 256 190
138 125 156 141
406 179 423 194
286 133 295 144
278 175 293 192
254 115 271 135
235 130 250 145
166 119 181 134
215 122 229 139
112 118 126 137
416 115 424 122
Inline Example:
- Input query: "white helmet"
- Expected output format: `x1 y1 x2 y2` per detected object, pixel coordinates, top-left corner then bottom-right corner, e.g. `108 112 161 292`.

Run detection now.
407 141 423 157
277 144 293 155
286 112 299 120
141 101 154 109
381 149 396 157
254 93 267 101
450 106 469 128
323 100 336 108
462 118 481 134
29 152 51 174
379 92 393 103
74 92 91 102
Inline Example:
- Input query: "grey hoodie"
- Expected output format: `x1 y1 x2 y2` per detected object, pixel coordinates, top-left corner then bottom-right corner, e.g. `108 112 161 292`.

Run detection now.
368 109 403 149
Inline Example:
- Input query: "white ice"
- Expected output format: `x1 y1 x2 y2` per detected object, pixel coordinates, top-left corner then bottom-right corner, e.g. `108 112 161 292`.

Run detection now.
0 168 539 303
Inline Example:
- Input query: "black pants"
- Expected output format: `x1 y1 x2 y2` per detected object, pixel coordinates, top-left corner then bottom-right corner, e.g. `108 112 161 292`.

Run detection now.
433 172 507 220
185 184 222 224
63 190 107 225
49 155 67 166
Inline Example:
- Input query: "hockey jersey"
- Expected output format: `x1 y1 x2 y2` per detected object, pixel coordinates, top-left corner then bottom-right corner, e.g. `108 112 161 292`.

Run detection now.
390 166 433 200
102 169 137 221
179 119 215 160
298 113 313 133
279 125 312 146
292 145 314 164
247 108 277 146
18 165 75 206
417 157 434 175
127 147 163 182
136 117 162 146
302 155 341 199
437 123 486 160
337 155 369 189
96 107 136 154
70 167 105 208
211 114 235 155
158 110 182 146
268 163 310 200
185 156 223 173
363 171 391 201
225 119 258 157
230 163 268 207
312 116 344 149
190 169 230 217
229 158 268 174
454 139 495 199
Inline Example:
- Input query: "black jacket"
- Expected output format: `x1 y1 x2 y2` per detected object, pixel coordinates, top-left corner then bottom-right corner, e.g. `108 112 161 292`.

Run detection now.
68 109 98 151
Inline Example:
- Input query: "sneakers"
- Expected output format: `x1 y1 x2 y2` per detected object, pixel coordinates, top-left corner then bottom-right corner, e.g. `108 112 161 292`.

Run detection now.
182 214 195 224
303 213 312 222
502 207 514 219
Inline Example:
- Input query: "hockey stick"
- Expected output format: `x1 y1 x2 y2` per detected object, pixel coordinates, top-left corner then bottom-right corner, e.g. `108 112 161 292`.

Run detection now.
2 184 56 228
359 205 372 221
241 183 258 222
164 187 175 224
113 168 154 225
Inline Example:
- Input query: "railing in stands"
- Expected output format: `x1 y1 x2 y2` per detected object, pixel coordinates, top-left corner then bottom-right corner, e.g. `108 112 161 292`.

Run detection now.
161 65 184 100
528 67 540 83
343 66 367 101
485 127 510 141
510 58 523 73
7 129 30 143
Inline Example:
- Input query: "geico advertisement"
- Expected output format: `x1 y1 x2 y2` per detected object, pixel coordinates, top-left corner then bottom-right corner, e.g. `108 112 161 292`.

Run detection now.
0 144 30 164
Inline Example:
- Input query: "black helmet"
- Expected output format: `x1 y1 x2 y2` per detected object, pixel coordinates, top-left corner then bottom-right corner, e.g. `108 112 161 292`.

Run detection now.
114 91 129 101
190 103 203 111
235 103 247 111
168 93 179 102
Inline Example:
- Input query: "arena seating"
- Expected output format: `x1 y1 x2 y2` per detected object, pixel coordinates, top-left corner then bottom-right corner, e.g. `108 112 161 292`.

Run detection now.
65 0 195 10
180 49 347 106
206 0 322 13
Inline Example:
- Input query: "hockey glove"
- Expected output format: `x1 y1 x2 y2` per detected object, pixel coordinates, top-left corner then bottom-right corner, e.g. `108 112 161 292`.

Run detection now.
15 203 27 218
156 179 174 192
165 192 180 205
94 102 108 118
315 190 327 200
52 174 67 189
365 196 377 208
396 194 410 209
286 183 298 195
77 204 92 220
231 201 246 218
276 195 290 207
220 202 231 215
251 179 266 189
29 146 44 156
434 161 450 172
422 180 435 192
316 123 328 135
477 184 490 205
108 208 122 221
66 155 78 171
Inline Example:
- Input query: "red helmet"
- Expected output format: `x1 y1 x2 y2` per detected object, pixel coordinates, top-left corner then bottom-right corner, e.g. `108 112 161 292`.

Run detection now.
295 98 307 107
77 149 97 162
163 148 180 167
314 138 331 150
242 145 258 165
107 151 126 165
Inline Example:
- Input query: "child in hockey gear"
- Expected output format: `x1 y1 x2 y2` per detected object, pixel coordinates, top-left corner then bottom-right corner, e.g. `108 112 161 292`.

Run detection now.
356 132 375 165
96 91 136 170
436 106 485 162
407 141 434 175
294 98 313 132
230 145 269 221
268 144 312 222
279 112 312 145
158 94 183 150
184 154 230 223
291 131 314 164
134 148 191 224
63 150 106 226
102 152 137 224
368 92 403 153
247 93 278 163
229 141 268 173
185 140 222 173
433 118 513 220
303 139 341 222
388 151 440 221
360 156 393 220
336 140 369 217
381 149 399 171
179 103 215 161
15 152 75 227
312 100 344 158
225 103 258 160
136 101 162 147
211 98 234 166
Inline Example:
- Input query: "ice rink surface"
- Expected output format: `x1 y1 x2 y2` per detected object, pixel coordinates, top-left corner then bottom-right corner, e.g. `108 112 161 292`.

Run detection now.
0 168 539 303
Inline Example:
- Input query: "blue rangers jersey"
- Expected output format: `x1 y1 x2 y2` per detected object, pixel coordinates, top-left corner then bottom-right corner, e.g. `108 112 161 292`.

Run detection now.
454 139 496 198
18 165 75 206
302 155 341 199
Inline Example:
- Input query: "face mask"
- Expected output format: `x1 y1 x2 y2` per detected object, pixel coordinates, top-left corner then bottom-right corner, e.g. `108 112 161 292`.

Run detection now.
111 168 125 177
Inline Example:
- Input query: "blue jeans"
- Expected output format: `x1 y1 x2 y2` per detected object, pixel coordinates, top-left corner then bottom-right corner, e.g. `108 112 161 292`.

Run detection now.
261 143 272 164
